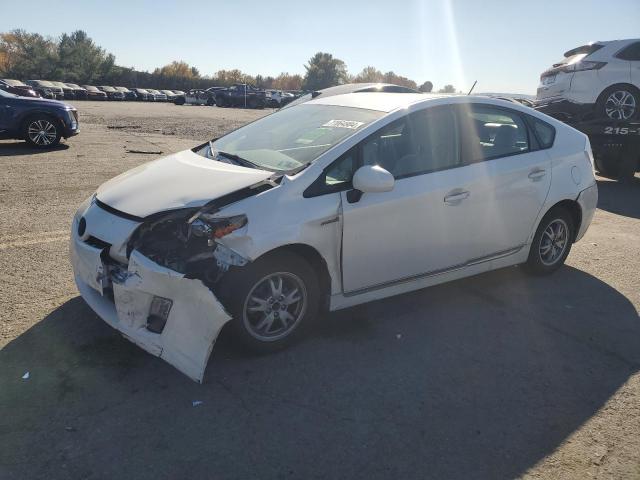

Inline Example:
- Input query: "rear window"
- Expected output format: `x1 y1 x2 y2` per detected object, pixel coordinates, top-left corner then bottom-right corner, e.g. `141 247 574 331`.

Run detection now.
555 43 605 67
616 42 640 61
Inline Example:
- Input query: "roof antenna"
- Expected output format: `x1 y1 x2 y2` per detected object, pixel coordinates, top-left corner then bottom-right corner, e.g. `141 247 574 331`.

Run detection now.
467 80 477 95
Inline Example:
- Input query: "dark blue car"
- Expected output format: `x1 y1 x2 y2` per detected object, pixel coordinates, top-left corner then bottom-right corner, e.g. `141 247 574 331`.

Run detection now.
0 88 79 148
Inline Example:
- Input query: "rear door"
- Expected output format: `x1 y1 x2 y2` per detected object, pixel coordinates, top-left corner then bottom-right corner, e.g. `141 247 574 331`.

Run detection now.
455 103 551 259
616 41 640 88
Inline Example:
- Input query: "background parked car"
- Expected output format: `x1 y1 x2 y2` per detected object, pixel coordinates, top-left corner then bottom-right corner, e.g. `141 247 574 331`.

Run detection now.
536 38 640 121
51 81 77 100
0 79 39 98
26 80 63 99
64 83 89 100
114 86 138 101
174 88 215 105
98 86 125 101
146 89 167 101
133 88 150 101
82 85 108 100
161 89 179 102
0 88 79 148
266 89 295 107
215 83 266 108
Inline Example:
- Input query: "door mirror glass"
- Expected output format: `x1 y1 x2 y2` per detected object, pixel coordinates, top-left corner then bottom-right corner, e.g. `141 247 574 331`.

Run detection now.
352 165 395 193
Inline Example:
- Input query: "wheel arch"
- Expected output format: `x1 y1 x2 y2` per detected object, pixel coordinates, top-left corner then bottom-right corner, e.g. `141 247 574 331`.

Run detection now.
538 199 583 243
251 243 332 310
596 82 640 104
18 111 63 140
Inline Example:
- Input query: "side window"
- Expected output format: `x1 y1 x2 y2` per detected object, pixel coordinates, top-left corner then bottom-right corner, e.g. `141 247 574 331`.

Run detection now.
616 42 640 61
361 118 413 178
529 117 555 149
325 148 357 188
303 148 358 197
458 105 529 163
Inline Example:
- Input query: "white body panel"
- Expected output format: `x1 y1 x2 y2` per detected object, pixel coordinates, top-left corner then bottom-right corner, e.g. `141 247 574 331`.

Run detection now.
71 93 598 382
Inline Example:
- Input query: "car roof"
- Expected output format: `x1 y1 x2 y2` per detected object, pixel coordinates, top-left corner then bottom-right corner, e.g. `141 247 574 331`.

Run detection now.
307 92 452 112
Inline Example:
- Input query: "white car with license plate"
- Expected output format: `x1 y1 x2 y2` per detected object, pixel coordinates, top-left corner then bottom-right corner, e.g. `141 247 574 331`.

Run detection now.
71 93 598 382
537 38 640 121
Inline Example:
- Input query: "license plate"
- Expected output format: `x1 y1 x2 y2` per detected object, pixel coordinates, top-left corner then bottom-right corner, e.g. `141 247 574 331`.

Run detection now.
542 74 557 86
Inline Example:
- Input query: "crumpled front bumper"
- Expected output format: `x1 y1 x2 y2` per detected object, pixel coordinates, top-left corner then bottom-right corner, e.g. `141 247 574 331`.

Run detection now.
70 215 231 383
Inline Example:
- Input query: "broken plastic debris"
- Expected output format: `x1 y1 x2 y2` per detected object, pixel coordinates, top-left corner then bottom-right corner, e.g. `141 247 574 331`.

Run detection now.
192 400 204 407
21 372 30 380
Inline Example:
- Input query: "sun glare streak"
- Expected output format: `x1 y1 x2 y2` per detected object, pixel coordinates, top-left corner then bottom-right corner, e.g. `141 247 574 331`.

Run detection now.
442 0 467 93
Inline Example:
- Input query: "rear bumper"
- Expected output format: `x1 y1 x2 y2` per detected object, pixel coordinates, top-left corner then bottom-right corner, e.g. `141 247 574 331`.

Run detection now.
576 182 598 242
69 205 231 382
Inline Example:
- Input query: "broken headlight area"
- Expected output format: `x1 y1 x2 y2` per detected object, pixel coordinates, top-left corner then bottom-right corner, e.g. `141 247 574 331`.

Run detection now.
126 208 249 287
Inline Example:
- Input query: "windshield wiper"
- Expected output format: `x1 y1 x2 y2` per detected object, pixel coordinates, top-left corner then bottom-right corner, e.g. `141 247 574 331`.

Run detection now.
215 150 260 169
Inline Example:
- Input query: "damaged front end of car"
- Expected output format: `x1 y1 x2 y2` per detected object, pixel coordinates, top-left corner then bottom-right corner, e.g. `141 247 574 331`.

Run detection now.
71 184 272 383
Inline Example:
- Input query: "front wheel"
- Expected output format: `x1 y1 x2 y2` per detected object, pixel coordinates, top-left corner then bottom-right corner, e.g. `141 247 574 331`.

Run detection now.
524 207 574 275
23 116 62 148
218 252 319 353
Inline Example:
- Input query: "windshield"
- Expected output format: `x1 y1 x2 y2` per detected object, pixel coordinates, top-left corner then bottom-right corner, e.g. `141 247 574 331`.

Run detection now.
116 87 129 92
198 104 383 172
85 86 99 92
66 83 80 88
101 86 115 92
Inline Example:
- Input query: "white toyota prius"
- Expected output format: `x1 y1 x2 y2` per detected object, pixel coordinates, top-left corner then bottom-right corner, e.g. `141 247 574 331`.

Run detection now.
71 92 598 382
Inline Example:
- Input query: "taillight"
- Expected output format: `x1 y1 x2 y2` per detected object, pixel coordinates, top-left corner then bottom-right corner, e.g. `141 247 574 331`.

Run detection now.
558 61 607 73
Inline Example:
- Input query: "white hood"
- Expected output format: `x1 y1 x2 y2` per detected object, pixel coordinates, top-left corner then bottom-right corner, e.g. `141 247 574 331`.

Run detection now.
96 149 273 217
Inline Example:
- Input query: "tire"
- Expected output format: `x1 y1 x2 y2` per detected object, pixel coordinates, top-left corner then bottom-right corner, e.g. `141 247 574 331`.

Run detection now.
524 207 575 275
216 96 226 108
206 97 215 106
217 251 320 353
22 115 62 148
596 85 640 121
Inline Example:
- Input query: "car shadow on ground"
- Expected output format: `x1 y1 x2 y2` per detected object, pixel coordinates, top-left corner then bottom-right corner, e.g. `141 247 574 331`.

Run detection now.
0 141 69 156
1 266 638 479
597 176 640 219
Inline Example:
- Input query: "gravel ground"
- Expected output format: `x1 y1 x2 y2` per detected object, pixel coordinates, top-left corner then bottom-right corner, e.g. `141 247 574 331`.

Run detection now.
0 101 638 480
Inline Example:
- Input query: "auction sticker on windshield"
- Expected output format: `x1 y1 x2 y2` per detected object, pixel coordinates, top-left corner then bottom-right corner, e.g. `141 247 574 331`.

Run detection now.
322 120 365 129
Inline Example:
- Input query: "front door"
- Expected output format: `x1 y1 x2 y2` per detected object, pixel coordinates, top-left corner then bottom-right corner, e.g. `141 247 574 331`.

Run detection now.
340 106 477 294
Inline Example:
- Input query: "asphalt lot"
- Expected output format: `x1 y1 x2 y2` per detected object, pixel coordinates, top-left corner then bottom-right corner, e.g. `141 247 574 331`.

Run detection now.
0 101 639 480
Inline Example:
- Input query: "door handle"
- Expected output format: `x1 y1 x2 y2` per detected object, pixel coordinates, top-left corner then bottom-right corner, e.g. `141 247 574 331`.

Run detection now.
444 190 470 205
528 168 547 180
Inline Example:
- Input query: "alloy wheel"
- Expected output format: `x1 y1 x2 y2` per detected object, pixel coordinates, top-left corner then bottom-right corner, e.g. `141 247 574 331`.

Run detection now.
539 219 569 266
27 119 57 146
604 90 636 120
243 272 307 341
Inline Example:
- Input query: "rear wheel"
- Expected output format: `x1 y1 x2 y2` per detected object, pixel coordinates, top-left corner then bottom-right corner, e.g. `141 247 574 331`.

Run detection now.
597 85 639 120
22 116 61 148
525 207 574 275
216 96 226 107
218 252 319 353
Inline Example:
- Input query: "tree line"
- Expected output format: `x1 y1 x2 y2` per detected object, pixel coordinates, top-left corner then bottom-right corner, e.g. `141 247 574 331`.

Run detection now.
0 29 456 93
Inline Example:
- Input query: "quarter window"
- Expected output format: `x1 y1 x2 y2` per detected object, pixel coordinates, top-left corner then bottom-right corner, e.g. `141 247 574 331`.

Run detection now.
530 117 555 149
458 105 529 163
616 42 640 61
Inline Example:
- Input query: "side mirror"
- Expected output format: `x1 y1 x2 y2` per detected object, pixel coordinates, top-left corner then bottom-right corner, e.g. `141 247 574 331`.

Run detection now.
352 165 395 193
348 165 395 203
